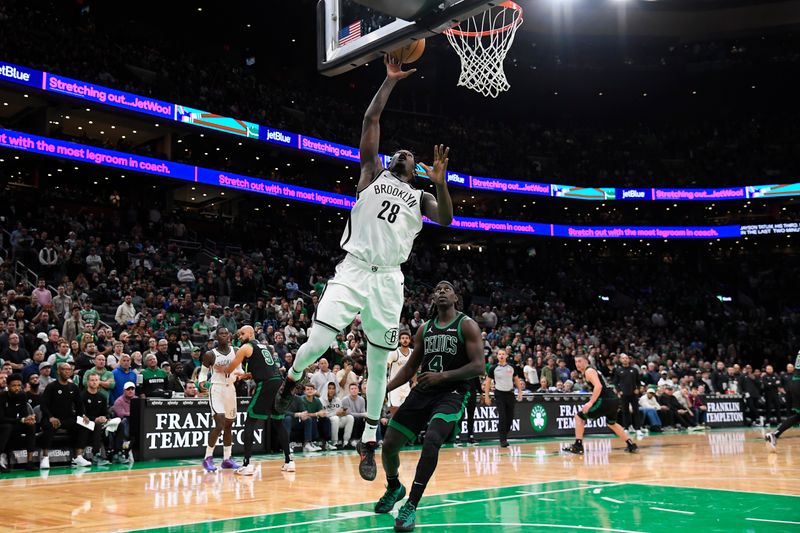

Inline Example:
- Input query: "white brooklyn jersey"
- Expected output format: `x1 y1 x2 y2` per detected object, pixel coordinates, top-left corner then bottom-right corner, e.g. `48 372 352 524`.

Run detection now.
341 170 424 266
388 348 411 380
209 346 239 385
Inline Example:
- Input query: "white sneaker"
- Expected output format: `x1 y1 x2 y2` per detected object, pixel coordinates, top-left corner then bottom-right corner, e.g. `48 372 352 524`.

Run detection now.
40 456 50 470
72 455 92 467
236 464 255 476
0 453 7 470
635 430 644 440
281 461 296 472
303 443 320 453
326 442 338 450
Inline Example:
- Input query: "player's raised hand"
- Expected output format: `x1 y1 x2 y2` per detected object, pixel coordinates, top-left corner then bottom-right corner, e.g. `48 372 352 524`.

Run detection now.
419 144 450 185
385 54 417 80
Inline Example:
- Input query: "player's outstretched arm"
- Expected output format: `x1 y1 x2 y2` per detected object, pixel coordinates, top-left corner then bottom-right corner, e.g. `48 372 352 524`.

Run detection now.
358 56 416 191
420 144 453 226
223 344 252 375
386 325 425 393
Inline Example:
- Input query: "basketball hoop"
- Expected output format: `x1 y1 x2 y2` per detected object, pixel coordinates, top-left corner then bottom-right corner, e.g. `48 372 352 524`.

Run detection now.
444 1 523 98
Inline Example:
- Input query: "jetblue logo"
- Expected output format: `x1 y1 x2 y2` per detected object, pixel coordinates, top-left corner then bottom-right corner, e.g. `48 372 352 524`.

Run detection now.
447 173 466 185
265 129 292 145
0 64 31 82
622 189 646 199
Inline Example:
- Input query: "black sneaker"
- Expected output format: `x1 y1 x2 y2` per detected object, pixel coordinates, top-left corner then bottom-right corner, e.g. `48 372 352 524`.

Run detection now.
374 483 406 514
500 440 509 448
357 440 378 481
625 442 639 454
468 435 476 444
274 371 306 413
563 442 584 455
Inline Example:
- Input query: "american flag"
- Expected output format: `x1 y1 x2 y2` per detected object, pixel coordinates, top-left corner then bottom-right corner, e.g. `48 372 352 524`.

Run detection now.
338 20 362 46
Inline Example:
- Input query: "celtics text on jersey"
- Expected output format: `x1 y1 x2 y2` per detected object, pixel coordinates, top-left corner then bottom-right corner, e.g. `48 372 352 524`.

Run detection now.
420 312 470 393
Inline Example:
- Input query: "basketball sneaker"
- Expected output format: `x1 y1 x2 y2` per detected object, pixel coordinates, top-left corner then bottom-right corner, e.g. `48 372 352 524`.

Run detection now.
236 464 255 476
221 458 241 470
92 455 111 466
394 501 417 532
625 442 639 454
374 483 406 514
72 455 92 467
202 456 217 472
765 432 777 451
281 461 296 472
357 441 378 481
274 371 307 413
39 456 50 470
562 442 584 455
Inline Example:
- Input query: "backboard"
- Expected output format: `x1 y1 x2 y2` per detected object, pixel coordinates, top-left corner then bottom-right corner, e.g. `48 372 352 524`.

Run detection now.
317 0 495 76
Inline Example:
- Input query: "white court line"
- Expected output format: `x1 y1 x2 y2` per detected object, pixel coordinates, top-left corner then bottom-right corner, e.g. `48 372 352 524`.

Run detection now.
341 522 648 533
417 483 623 511
223 482 621 533
442 499 461 503
538 498 556 502
650 507 695 515
592 479 800 499
746 518 800 526
601 497 625 504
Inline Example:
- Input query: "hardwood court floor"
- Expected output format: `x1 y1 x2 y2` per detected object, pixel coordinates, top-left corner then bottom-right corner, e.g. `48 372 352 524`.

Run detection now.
1 428 798 533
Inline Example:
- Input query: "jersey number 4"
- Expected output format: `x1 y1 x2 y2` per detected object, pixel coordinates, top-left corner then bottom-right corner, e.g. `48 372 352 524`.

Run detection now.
427 354 443 373
377 201 400 224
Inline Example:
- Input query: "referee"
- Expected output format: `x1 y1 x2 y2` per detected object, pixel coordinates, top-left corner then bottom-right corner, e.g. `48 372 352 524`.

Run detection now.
613 353 642 436
484 349 522 447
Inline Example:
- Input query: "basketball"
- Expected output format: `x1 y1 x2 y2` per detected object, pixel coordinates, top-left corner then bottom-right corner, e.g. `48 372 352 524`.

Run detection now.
389 38 426 64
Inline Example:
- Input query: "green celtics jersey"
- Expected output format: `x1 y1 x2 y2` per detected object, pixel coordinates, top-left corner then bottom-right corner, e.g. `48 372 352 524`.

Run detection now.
420 312 470 394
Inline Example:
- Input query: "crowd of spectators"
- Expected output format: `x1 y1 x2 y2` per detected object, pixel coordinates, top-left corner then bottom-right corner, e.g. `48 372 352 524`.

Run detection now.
0 172 797 465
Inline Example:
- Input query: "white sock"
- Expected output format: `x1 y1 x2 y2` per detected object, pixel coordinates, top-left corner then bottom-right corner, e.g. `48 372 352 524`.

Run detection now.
223 446 232 460
362 423 378 443
205 446 214 458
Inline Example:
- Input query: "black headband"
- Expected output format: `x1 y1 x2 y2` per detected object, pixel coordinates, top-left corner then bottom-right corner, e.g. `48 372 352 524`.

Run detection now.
435 281 456 291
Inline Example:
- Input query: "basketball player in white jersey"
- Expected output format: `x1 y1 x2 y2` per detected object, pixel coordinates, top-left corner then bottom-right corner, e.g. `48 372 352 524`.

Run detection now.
387 331 413 416
276 55 454 481
198 327 243 472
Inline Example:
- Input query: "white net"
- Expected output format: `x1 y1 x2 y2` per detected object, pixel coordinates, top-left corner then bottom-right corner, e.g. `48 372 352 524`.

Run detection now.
444 1 523 98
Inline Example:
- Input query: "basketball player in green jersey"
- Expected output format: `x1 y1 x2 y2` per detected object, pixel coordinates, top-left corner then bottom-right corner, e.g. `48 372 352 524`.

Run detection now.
765 349 800 450
373 281 484 532
563 353 638 455
221 326 293 475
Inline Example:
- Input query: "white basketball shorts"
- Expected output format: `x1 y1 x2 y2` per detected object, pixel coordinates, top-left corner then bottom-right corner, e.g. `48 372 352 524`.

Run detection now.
209 382 237 420
314 254 405 350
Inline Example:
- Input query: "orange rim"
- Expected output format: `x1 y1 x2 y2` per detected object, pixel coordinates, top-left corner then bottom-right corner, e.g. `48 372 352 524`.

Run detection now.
444 1 523 38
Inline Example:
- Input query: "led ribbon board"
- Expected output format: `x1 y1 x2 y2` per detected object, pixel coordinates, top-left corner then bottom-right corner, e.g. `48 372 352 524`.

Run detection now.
3 60 799 201
3 128 798 239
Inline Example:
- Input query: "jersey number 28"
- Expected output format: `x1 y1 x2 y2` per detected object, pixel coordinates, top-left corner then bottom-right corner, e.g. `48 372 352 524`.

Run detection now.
377 201 400 224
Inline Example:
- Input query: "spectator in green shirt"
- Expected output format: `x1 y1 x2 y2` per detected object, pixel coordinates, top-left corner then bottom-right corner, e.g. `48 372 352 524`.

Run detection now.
192 319 210 339
80 300 100 327
284 383 327 453
83 353 115 400
141 353 169 397
219 307 237 333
